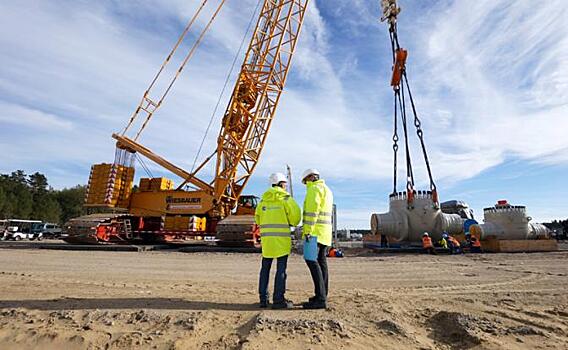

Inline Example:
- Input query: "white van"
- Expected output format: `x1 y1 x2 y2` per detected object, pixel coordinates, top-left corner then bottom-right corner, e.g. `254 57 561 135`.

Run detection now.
1 219 43 241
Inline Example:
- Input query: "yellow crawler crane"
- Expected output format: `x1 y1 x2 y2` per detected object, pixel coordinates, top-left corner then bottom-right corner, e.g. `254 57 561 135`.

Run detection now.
65 0 310 245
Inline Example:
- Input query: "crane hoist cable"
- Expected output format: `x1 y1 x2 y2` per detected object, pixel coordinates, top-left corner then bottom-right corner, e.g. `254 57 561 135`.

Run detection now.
120 0 227 141
189 0 264 178
380 0 438 203
135 153 154 179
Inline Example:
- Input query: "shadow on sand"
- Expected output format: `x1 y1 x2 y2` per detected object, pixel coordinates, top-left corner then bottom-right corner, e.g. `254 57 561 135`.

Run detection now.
0 298 262 311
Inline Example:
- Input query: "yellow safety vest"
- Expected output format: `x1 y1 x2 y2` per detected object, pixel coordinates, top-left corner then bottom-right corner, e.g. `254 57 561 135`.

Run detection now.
302 179 334 246
255 186 301 258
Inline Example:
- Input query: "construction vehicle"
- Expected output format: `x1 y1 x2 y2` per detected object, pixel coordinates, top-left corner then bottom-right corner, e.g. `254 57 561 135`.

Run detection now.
64 0 310 245
440 200 475 220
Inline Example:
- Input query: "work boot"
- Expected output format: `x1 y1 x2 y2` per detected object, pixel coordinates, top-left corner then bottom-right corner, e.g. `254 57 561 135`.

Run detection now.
271 299 293 310
302 299 326 310
308 295 329 303
259 300 269 308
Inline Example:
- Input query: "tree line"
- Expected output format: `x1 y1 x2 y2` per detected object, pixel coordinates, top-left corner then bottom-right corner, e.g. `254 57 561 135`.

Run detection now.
0 170 85 224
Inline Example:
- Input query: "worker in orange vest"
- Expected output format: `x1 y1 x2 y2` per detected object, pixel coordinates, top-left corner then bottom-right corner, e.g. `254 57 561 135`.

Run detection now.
447 235 463 254
470 234 482 253
422 232 436 255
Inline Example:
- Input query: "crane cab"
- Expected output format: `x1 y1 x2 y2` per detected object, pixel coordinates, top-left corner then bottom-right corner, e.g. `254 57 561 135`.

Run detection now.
236 195 259 215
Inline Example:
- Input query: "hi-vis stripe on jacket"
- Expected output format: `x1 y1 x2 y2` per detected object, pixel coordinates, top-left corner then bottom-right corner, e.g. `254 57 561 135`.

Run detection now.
302 179 334 247
255 186 301 258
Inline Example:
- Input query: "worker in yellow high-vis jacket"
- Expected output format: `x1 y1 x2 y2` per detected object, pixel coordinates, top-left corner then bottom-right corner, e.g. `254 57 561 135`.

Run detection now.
255 172 301 309
300 168 334 309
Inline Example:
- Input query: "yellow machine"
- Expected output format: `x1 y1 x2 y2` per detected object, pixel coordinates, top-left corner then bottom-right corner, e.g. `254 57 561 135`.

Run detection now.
65 0 310 245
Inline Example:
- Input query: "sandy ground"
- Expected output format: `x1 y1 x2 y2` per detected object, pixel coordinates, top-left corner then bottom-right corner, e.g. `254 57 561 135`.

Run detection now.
0 249 567 350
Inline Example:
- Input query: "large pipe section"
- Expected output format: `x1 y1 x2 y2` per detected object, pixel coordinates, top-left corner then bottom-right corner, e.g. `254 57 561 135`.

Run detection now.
469 201 549 240
370 191 464 242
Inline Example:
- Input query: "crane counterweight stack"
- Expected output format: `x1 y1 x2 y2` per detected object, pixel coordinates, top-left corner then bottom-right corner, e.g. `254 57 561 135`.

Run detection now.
64 0 310 245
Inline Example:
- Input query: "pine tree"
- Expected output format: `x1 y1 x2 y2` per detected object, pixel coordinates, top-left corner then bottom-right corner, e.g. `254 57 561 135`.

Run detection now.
6 172 33 219
55 186 86 224
0 186 5 217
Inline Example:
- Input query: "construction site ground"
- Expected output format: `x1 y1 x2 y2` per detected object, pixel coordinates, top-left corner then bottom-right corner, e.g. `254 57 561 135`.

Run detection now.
0 246 567 350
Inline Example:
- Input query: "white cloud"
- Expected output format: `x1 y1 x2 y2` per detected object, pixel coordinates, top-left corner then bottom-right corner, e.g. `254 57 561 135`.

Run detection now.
0 103 73 130
257 1 392 182
413 0 568 184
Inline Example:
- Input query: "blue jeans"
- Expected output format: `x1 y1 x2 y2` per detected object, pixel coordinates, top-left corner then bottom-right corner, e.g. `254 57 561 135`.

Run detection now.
258 255 288 303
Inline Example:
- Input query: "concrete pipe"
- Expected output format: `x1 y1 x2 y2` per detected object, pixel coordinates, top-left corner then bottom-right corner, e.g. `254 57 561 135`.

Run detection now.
370 190 464 242
469 202 550 240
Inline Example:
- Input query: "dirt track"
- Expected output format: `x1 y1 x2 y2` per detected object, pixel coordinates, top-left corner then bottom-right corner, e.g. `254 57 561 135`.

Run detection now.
0 249 567 349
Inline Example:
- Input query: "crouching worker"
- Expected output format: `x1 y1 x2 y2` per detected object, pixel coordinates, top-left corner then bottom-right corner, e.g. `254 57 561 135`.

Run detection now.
447 235 463 254
327 246 344 258
438 233 449 249
470 234 482 253
255 173 301 309
422 232 437 255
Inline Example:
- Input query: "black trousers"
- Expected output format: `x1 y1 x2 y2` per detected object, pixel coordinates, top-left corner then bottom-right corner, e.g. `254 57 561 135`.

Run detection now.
423 247 437 255
305 243 329 302
470 246 482 253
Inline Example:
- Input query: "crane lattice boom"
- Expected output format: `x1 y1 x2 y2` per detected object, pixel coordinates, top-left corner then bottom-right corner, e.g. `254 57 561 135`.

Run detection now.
198 0 310 213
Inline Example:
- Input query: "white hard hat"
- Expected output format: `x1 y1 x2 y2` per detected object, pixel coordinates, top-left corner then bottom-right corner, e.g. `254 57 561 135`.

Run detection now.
301 168 320 183
269 172 287 186
422 232 429 237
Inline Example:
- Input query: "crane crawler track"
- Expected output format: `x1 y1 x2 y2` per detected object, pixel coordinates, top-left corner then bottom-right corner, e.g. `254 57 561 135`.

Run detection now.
62 213 132 245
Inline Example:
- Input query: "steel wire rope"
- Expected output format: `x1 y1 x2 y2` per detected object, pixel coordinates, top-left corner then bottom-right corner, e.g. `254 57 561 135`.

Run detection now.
135 154 154 179
188 0 264 180
403 73 436 191
122 0 210 135
389 24 400 193
399 77 414 188
386 15 436 193
133 0 228 141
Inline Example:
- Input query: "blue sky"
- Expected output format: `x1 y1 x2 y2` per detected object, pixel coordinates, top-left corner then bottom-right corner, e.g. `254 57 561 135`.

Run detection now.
1 0 567 228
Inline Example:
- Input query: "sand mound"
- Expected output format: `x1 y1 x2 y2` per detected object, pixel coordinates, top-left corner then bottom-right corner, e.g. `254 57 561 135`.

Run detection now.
428 311 483 349
374 319 406 336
